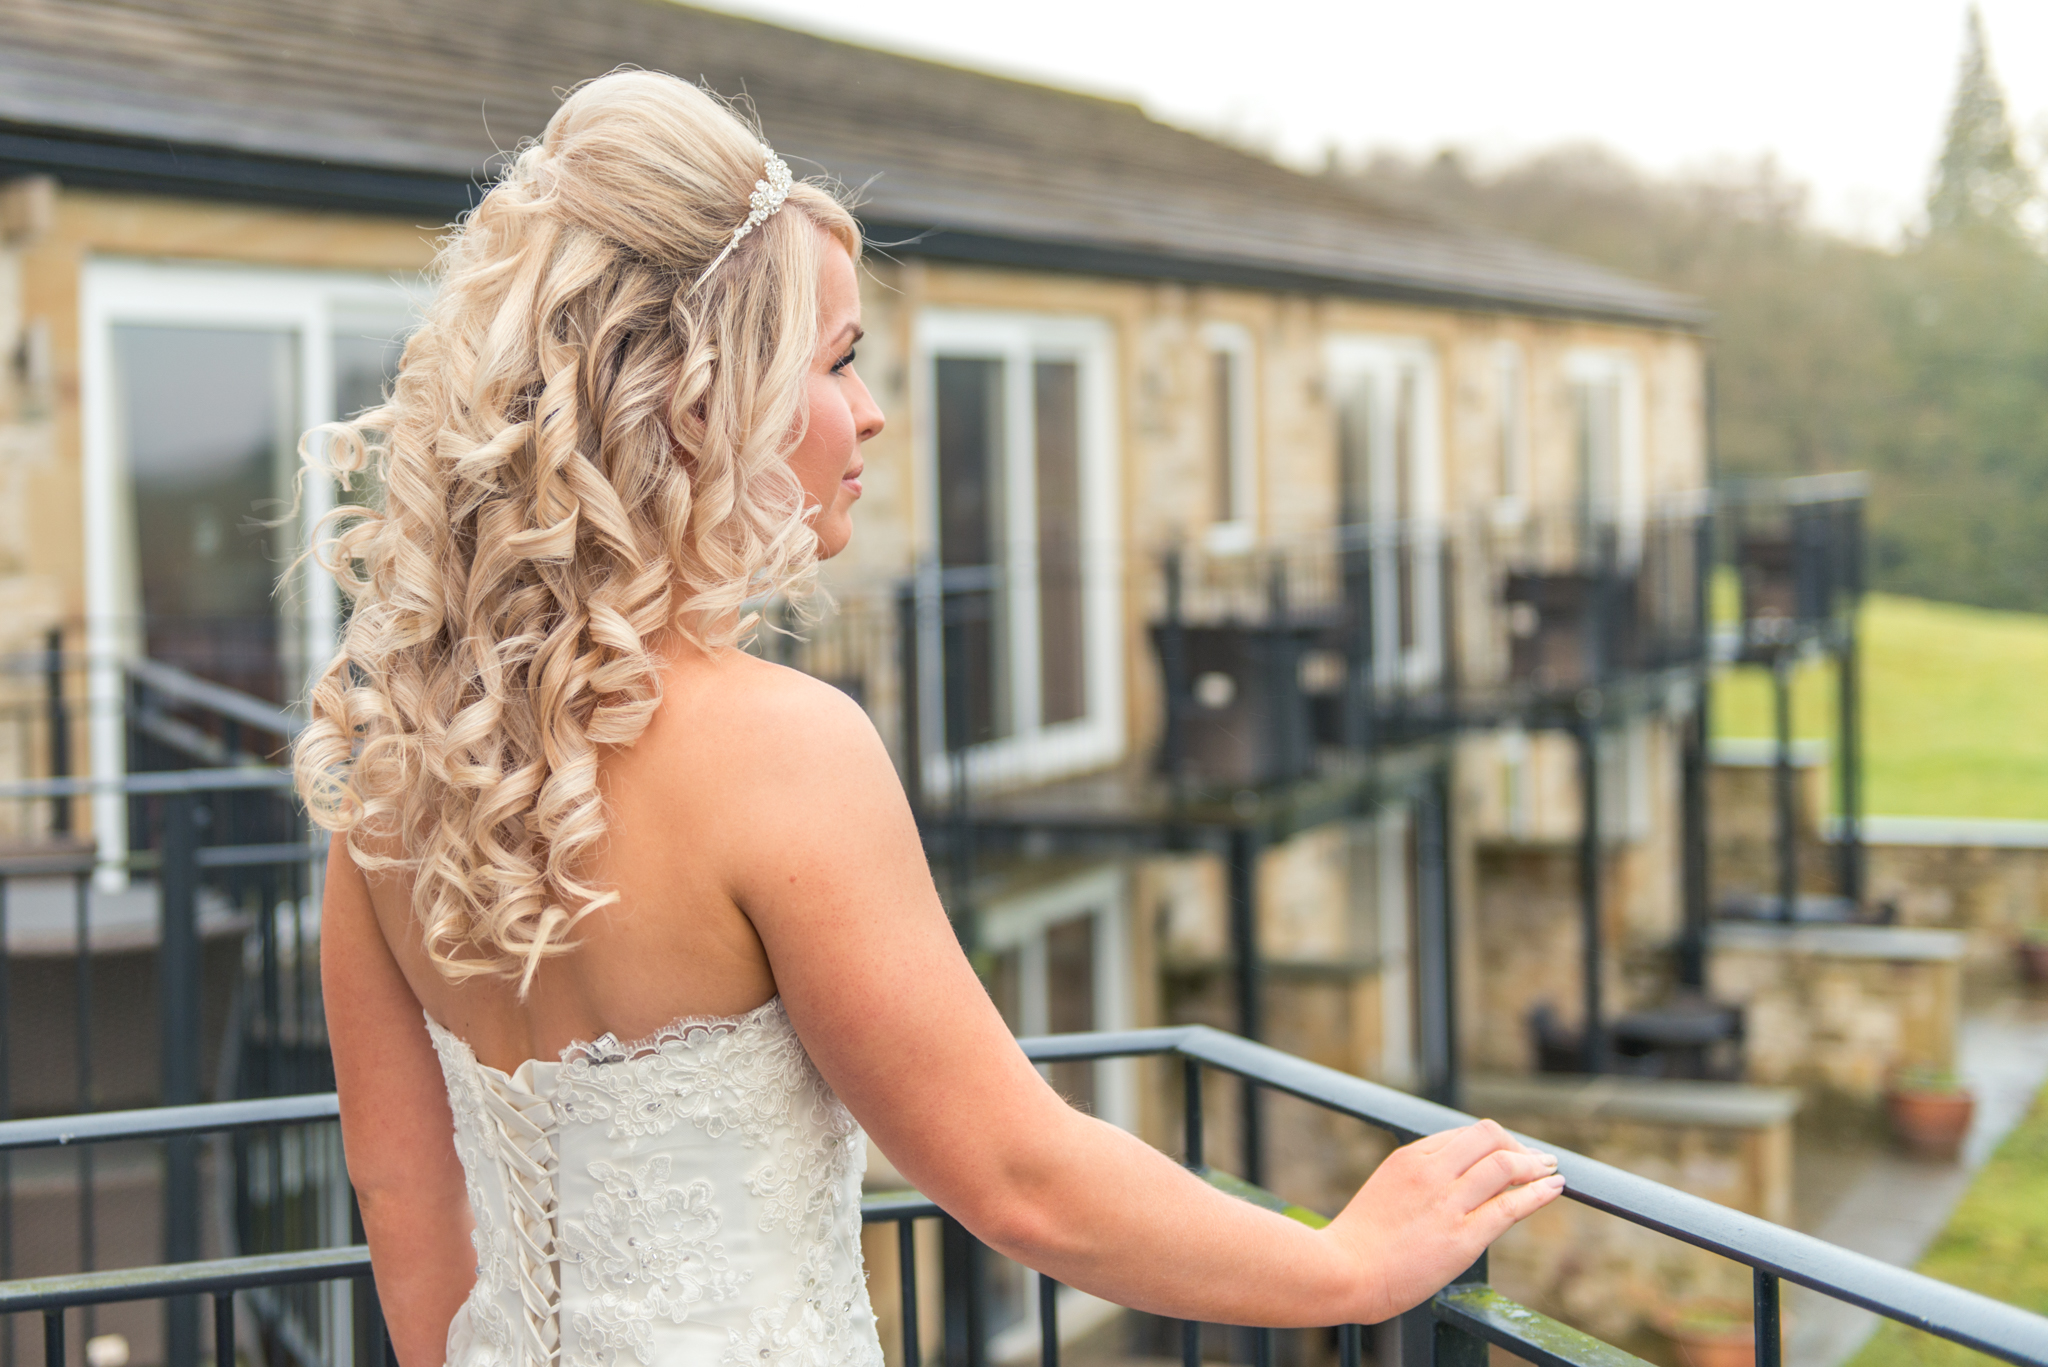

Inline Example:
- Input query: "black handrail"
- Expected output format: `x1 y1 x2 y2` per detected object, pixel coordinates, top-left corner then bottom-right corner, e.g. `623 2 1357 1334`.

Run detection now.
5 1024 2042 1367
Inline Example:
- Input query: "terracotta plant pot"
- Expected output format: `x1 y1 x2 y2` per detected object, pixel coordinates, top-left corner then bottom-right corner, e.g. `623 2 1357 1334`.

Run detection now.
1658 1301 1755 1367
1887 1086 1974 1161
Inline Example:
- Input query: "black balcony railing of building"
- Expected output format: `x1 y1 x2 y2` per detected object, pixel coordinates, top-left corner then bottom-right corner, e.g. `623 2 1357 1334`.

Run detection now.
0 478 1914 1367
2 1024 2045 1367
0 643 323 1367
1714 474 1869 923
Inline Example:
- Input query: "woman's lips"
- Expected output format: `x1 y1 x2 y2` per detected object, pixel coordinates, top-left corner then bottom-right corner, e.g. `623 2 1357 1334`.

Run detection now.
842 464 863 497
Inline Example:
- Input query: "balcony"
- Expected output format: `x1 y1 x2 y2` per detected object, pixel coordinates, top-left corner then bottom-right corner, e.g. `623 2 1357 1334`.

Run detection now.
2 1026 2044 1367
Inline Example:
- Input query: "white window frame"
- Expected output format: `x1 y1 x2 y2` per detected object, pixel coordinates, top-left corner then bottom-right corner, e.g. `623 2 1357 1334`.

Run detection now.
1564 348 1646 561
977 864 1136 1131
912 310 1123 795
1325 335 1445 692
1199 320 1258 554
80 257 422 880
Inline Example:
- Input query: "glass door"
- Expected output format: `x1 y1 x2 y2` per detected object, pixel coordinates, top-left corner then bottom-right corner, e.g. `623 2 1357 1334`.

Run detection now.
1327 337 1444 692
83 259 419 872
917 312 1121 794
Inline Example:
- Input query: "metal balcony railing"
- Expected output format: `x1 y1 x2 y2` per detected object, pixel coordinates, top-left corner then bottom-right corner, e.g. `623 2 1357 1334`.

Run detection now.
1 1024 2043 1367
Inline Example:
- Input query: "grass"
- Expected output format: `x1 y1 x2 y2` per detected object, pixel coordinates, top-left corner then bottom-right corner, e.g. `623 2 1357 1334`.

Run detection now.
1712 593 2048 820
1844 1082 2048 1367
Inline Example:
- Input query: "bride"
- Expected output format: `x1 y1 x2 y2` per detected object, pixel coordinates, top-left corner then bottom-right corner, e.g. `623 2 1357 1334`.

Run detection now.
298 69 1564 1367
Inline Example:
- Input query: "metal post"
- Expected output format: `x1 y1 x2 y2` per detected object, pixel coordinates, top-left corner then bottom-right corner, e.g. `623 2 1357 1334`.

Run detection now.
1160 548 1189 787
1342 535 1376 752
896 584 926 814
73 872 95 1341
1182 1058 1202 1367
1037 1274 1059 1367
941 1216 986 1367
897 1220 921 1367
1679 679 1711 988
44 629 69 836
1836 611 1864 909
1432 1255 1492 1367
1415 762 1458 1106
213 1293 235 1367
1754 1269 1782 1367
0 874 11 1367
1771 652 1797 923
160 793 202 1367
1227 826 1264 1185
1576 714 1605 1073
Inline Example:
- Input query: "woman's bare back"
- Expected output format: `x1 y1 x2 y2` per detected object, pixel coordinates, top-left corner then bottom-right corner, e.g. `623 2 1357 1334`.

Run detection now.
362 646 808 1075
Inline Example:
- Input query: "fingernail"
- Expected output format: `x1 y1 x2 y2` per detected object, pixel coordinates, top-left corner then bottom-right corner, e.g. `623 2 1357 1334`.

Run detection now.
1542 1153 1559 1167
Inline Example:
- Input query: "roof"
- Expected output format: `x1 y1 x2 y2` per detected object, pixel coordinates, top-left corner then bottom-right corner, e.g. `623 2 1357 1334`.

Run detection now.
0 0 1705 327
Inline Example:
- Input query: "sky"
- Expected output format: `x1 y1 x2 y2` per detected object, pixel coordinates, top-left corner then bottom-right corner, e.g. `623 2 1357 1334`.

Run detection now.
699 0 2048 245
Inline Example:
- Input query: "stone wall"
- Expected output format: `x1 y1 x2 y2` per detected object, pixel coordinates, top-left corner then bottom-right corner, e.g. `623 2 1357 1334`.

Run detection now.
1469 1073 1798 1346
1706 742 1835 905
1706 922 1963 1102
1858 818 2048 976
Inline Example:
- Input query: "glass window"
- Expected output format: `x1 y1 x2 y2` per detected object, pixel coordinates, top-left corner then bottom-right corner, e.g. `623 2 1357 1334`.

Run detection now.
918 311 1122 793
1034 360 1086 727
936 355 1010 747
82 259 422 871
114 326 299 701
1326 337 1443 690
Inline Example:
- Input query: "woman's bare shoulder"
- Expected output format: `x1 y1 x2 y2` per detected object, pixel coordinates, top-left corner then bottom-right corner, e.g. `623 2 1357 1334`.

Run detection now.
626 647 892 791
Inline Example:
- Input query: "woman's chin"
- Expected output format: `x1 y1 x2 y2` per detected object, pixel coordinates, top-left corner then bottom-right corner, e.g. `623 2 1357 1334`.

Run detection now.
815 521 853 560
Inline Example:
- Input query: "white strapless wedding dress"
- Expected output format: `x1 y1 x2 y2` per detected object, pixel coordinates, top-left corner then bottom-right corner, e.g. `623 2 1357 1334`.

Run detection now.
425 997 885 1367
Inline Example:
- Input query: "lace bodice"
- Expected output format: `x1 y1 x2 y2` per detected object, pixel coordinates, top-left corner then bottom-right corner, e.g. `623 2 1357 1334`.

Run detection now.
425 998 883 1367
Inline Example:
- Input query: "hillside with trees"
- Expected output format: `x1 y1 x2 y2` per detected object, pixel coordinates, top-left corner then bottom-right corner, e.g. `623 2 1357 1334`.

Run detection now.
1336 8 2048 612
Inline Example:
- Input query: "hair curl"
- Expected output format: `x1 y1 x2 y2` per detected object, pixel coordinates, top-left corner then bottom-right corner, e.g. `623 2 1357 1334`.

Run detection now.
293 71 860 992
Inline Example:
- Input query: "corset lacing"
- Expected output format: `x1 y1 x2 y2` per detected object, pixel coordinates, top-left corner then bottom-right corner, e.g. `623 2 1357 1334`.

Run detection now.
473 1071 563 1367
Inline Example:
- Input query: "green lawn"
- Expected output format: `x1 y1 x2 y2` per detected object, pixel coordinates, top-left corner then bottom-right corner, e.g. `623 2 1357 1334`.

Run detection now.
1845 1083 2048 1367
1713 593 2048 820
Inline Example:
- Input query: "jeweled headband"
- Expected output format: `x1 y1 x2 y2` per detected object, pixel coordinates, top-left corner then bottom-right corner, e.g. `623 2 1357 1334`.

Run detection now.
691 148 794 292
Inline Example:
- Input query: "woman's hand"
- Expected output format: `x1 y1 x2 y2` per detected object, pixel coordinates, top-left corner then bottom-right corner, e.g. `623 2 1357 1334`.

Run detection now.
1324 1120 1566 1323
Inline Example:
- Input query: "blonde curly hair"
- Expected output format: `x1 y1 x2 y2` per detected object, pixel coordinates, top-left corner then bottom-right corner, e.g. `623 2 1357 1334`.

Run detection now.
293 70 860 992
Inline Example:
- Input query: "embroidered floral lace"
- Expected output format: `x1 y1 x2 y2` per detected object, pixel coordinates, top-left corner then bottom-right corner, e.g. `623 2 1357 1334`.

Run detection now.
426 998 883 1367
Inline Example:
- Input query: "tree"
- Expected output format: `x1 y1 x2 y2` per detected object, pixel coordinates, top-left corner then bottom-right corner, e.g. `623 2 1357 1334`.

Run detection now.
1925 6 2037 239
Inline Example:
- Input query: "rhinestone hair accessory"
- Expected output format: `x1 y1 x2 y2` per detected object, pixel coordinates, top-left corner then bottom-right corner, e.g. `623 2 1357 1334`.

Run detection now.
691 148 794 292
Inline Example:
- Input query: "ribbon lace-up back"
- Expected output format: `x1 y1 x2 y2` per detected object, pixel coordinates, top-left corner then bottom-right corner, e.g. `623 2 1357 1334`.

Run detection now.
424 999 882 1367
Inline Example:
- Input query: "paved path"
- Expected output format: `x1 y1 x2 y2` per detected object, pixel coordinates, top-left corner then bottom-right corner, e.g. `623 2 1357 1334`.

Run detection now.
1788 998 2048 1367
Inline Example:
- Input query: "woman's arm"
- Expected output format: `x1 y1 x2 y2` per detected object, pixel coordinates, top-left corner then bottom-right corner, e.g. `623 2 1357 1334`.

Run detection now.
321 840 477 1367
711 672 1563 1328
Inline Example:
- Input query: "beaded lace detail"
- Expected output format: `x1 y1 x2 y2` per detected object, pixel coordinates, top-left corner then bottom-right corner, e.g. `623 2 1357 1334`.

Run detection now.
425 999 881 1367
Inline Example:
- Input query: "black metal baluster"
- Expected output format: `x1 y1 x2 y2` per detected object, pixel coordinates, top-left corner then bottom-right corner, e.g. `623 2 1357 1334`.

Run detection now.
72 872 95 1342
160 794 202 1367
1037 1274 1059 1367
213 1292 234 1367
1252 1326 1271 1367
1338 1322 1362 1367
38 1312 56 1367
46 630 70 838
1 873 12 1367
1755 1270 1781 1367
1181 1059 1201 1367
897 1219 919 1367
940 1215 986 1367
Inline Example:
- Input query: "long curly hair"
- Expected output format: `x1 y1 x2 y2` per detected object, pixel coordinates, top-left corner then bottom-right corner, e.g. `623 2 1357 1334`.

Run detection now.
293 71 860 992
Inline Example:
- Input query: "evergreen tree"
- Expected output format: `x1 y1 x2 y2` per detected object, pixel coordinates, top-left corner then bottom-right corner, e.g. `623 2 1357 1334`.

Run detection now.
1925 6 2037 238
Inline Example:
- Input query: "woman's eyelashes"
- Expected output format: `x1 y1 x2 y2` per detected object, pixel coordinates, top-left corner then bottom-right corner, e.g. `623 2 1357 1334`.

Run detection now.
831 347 857 374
